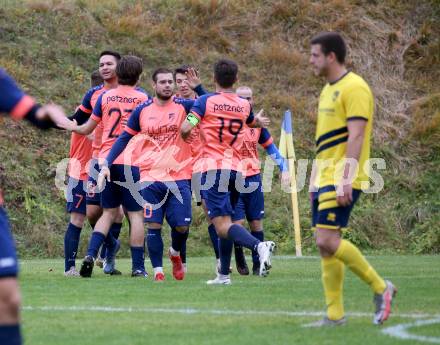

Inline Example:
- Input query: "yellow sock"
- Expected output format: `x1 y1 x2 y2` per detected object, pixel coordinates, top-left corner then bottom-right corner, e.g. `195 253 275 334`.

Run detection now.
322 256 345 320
334 239 386 294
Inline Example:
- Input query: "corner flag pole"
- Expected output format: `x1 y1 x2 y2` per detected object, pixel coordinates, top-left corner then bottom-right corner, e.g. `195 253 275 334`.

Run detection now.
280 110 302 257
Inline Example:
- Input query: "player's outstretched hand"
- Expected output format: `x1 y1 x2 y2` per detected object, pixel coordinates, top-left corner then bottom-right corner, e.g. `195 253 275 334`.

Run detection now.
40 103 77 131
184 67 201 90
255 109 270 128
98 166 111 191
37 103 72 130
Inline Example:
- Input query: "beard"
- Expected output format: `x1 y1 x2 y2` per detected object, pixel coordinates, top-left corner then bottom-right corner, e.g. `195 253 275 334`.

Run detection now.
316 64 329 77
156 90 173 101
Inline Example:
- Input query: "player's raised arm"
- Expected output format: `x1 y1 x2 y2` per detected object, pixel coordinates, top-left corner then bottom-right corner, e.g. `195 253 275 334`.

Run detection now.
70 117 98 135
181 92 208 141
0 68 69 129
180 113 198 142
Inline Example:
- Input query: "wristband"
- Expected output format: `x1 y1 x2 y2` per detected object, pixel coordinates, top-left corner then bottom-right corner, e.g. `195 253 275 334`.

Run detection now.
186 113 200 126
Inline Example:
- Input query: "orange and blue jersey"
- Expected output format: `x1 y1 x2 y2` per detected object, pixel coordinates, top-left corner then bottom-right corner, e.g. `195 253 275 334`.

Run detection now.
67 84 107 180
68 131 93 181
78 84 107 159
239 127 288 177
0 68 36 121
1 68 39 206
239 127 271 176
105 97 195 182
91 85 149 166
184 85 208 173
190 92 255 172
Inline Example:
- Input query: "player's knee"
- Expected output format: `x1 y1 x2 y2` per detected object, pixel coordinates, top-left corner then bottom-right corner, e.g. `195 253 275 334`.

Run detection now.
315 233 331 251
0 283 21 320
86 205 102 223
249 220 262 232
175 226 189 233
115 207 125 223
315 230 339 254
145 222 162 230
7 290 21 318
102 208 120 221
70 212 85 227
214 223 231 238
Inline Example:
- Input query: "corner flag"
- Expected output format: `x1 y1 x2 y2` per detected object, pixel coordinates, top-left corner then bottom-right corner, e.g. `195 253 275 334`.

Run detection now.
279 110 302 257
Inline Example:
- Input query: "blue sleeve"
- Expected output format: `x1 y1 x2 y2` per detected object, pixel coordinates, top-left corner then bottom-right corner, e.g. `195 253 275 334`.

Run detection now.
24 105 54 130
92 93 104 118
246 108 255 125
265 142 288 173
80 87 97 113
258 128 272 145
193 84 208 97
105 131 134 167
68 108 90 125
190 94 210 118
0 69 27 114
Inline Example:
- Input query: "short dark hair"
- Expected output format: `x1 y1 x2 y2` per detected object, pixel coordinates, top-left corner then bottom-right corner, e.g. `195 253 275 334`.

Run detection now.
214 59 238 88
90 69 103 87
152 68 173 83
116 55 143 86
310 32 347 64
174 65 191 77
99 50 121 61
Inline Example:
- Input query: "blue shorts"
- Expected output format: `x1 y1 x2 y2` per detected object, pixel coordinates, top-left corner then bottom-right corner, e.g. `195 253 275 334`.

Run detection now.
311 186 361 231
0 207 18 278
232 173 264 222
66 177 86 215
86 159 101 205
101 164 143 212
201 170 243 219
142 180 192 227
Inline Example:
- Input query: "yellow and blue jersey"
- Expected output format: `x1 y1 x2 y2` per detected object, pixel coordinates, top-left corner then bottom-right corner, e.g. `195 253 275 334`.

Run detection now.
314 71 374 193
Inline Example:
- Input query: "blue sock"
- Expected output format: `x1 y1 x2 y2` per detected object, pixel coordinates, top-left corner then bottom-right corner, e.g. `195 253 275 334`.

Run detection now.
90 222 106 260
64 223 82 272
0 325 22 345
208 224 219 259
171 228 188 253
99 245 107 260
180 241 187 264
251 230 264 264
110 222 122 239
130 246 145 272
102 223 122 258
227 224 260 251
146 229 163 268
86 232 106 258
219 238 233 275
104 230 117 249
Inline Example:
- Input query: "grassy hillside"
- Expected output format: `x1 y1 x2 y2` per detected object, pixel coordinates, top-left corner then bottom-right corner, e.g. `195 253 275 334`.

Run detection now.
0 0 439 257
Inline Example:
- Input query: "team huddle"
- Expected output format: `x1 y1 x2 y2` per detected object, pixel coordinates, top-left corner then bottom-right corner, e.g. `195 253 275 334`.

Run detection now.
0 31 397 345
56 53 284 284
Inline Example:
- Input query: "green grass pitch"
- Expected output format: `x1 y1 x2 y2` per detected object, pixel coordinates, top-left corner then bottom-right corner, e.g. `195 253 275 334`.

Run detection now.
20 255 440 345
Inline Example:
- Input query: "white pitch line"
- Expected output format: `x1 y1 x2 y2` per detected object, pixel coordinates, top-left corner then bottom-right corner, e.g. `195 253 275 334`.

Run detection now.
22 305 440 320
382 318 440 344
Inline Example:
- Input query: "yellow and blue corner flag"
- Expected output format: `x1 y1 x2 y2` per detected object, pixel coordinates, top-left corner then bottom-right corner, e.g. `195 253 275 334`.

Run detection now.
279 109 302 256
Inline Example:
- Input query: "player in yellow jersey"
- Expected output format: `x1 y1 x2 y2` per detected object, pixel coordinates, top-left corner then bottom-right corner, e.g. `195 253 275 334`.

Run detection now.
308 32 396 326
